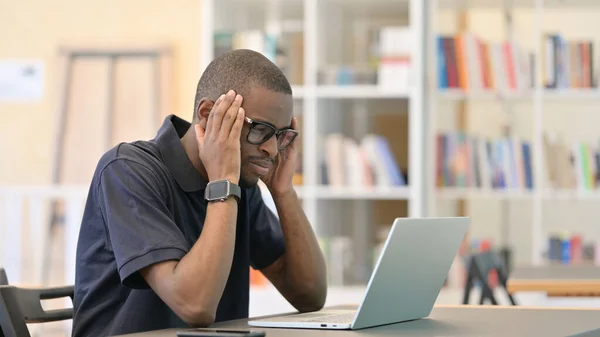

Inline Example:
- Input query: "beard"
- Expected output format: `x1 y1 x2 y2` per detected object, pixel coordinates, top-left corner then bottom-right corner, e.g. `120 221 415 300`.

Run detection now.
238 167 260 189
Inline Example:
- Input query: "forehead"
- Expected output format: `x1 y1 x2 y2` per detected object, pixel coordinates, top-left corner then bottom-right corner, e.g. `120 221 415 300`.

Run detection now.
241 86 293 128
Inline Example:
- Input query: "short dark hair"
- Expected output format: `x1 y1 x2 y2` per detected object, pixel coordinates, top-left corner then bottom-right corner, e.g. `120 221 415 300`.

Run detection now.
193 49 292 119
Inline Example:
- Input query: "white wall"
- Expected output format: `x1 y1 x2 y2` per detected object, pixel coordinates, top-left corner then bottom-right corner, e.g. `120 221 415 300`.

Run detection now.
0 0 201 185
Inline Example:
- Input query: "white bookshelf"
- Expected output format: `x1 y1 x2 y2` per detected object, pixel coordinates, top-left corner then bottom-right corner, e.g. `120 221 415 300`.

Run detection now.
436 188 535 200
314 85 411 99
437 89 600 101
200 0 426 286
428 0 600 266
436 188 600 201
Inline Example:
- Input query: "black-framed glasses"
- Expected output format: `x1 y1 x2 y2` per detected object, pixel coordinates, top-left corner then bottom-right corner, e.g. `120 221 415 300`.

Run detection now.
245 117 299 150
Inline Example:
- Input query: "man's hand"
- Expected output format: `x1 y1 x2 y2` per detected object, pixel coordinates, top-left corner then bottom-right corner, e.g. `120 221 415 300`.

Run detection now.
140 90 243 327
195 90 245 184
261 116 299 197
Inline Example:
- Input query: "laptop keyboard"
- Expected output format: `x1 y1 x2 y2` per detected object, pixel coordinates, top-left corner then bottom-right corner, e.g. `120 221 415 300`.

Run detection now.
300 313 355 323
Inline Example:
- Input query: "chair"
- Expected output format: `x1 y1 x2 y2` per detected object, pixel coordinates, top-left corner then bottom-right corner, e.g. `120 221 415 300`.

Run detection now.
0 269 7 286
462 250 517 306
0 284 74 337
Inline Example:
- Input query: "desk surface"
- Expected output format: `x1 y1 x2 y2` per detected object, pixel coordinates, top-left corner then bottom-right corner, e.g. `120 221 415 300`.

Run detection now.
507 264 600 296
113 305 600 337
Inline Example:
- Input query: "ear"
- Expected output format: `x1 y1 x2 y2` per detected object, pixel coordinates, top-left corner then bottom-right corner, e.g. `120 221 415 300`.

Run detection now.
195 97 214 128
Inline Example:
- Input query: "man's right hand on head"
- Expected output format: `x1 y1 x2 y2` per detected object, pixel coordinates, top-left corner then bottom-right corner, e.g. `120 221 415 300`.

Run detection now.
195 89 244 185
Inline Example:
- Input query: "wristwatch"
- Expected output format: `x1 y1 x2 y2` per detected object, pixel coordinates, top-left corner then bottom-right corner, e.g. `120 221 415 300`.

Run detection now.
205 179 241 203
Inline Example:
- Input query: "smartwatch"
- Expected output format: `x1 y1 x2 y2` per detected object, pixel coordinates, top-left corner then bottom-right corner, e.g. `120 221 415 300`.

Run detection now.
205 179 241 203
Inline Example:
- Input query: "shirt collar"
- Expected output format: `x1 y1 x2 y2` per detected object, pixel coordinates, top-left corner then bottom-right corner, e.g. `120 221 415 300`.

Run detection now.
154 114 208 192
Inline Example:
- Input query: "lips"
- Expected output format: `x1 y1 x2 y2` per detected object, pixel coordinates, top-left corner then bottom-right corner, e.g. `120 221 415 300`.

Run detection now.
248 161 272 176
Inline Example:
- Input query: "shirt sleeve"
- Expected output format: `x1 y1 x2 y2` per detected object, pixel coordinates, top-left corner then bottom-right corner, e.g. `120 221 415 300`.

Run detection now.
248 185 285 270
97 158 189 289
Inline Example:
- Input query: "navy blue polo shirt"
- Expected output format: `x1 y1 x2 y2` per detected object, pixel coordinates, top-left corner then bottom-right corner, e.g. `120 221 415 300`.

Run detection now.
71 115 285 337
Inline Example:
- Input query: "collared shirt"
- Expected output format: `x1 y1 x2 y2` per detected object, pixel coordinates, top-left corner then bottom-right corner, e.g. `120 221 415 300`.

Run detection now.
71 115 285 337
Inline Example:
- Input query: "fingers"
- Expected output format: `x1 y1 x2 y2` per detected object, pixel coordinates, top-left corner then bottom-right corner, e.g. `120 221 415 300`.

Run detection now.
230 106 245 141
205 94 224 137
288 117 299 150
210 90 237 135
220 93 243 137
195 123 205 150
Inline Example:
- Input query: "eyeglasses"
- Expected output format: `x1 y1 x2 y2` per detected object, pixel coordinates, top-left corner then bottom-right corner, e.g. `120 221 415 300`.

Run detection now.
245 117 299 150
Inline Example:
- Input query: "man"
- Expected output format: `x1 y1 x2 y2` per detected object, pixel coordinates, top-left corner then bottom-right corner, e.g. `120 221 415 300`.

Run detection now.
71 49 328 336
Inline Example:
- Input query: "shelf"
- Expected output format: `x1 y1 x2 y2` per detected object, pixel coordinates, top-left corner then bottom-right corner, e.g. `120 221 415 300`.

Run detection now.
224 0 301 3
323 0 411 15
291 85 410 99
314 85 410 99
543 189 600 200
436 89 533 101
436 188 600 200
298 185 410 200
436 0 600 9
436 188 534 200
291 85 305 99
435 89 600 101
543 89 600 100
326 0 409 5
293 185 306 199
216 0 304 17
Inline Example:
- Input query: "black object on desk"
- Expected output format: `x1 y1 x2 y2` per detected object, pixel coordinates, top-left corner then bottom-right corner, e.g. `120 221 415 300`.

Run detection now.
462 250 517 305
177 329 266 337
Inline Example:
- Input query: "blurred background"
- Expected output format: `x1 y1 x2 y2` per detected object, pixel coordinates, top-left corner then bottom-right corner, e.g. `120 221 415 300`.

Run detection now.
3 0 600 335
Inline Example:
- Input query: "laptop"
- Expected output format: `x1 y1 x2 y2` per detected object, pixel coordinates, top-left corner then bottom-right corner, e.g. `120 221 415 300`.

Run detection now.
248 216 470 330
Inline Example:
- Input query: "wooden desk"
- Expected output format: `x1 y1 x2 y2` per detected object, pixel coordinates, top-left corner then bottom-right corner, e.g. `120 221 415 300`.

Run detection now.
507 264 600 297
113 305 600 337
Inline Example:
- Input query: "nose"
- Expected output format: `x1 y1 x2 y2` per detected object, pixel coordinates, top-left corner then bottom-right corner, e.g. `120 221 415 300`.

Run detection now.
258 134 278 158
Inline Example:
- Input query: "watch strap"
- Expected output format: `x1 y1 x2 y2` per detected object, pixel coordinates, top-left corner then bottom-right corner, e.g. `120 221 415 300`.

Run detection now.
229 182 241 201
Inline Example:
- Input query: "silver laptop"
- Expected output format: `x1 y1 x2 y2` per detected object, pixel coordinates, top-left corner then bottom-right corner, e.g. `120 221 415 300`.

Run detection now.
248 217 470 330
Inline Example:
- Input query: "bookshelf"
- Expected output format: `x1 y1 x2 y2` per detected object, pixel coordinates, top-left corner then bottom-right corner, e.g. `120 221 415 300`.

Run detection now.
200 0 426 287
429 0 600 270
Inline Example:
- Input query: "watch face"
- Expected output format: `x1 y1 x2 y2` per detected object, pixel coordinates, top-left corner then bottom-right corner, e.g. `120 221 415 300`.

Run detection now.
208 181 228 199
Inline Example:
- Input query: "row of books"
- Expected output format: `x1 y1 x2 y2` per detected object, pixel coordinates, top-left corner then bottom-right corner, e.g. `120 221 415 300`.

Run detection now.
546 232 600 265
542 34 595 89
436 31 599 92
544 132 600 191
321 133 406 187
435 132 534 190
436 33 534 93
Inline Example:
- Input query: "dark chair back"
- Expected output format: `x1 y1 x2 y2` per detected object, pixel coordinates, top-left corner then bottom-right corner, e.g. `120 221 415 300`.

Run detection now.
0 269 7 286
0 285 74 337
462 250 517 305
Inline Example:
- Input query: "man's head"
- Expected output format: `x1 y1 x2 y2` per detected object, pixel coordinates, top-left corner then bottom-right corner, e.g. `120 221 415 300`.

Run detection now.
193 49 295 188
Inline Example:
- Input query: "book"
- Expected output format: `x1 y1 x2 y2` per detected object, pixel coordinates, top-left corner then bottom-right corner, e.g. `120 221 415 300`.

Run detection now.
436 132 534 190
